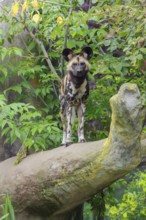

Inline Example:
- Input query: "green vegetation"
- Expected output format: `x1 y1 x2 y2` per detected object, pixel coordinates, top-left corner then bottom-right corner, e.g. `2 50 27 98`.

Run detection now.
0 0 146 219
106 170 146 219
0 195 15 220
84 171 146 219
0 94 61 151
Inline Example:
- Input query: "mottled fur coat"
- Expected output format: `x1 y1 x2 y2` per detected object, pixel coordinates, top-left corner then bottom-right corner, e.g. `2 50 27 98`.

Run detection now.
60 47 93 146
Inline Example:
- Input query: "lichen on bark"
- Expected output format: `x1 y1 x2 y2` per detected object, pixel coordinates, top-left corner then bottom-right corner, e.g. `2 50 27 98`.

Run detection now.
0 83 145 220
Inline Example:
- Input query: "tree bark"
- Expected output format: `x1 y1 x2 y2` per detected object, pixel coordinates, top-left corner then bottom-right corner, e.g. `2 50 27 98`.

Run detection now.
0 83 145 220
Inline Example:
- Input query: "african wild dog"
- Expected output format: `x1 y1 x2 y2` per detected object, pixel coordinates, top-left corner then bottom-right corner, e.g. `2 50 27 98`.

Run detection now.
60 47 93 146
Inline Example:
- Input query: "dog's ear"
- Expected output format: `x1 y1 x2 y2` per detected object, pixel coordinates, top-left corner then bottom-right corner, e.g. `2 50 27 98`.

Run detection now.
62 48 74 61
81 47 93 60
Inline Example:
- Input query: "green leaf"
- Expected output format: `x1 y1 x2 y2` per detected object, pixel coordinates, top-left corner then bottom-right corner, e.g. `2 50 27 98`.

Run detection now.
136 54 143 60
112 63 123 73
1 127 11 137
0 95 6 106
6 85 22 94
103 40 111 47
13 48 23 57
0 214 9 220
0 66 8 77
0 48 8 61
14 128 21 139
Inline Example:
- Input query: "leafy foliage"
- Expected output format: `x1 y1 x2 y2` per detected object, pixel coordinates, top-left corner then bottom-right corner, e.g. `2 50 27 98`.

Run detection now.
0 95 61 151
0 194 15 220
84 170 146 219
105 170 146 220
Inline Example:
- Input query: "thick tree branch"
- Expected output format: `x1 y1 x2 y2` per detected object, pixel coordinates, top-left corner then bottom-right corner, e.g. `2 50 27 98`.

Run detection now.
0 83 145 219
141 139 146 156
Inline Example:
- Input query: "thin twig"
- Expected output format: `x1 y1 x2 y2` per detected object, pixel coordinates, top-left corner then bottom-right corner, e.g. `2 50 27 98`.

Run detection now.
25 26 61 83
99 47 106 55
20 75 50 108
2 5 61 84
61 0 74 76
135 4 146 7
39 0 70 7
1 4 61 98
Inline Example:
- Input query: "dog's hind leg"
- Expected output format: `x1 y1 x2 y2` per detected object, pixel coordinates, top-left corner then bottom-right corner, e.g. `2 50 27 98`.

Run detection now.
77 103 86 143
60 96 67 146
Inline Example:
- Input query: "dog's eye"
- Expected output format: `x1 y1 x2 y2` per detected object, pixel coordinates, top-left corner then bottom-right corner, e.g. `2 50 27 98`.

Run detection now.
72 63 78 67
80 62 85 66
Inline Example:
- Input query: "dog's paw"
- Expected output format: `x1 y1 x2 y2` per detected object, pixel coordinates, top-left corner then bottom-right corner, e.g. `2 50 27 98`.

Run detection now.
61 142 72 147
65 142 72 147
79 139 86 143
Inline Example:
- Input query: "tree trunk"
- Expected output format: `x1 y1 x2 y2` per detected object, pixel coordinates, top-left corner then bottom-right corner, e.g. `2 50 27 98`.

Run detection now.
0 83 145 220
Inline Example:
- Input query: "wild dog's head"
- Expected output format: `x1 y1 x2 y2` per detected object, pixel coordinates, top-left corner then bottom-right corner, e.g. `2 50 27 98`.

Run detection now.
62 47 93 77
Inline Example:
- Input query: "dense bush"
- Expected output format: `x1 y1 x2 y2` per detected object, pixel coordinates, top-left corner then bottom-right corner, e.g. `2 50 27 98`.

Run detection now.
105 170 146 219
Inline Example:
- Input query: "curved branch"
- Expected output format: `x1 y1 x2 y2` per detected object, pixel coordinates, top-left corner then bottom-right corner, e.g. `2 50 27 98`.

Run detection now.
0 83 145 219
25 26 61 82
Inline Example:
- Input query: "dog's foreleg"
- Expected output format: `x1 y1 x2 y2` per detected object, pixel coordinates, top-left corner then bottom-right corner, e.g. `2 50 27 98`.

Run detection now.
60 111 67 146
66 105 75 146
77 103 86 143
